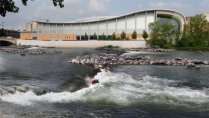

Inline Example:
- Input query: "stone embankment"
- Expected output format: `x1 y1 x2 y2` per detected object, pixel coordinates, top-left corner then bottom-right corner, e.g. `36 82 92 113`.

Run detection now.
69 53 209 69
124 48 175 52
0 47 62 55
97 48 174 52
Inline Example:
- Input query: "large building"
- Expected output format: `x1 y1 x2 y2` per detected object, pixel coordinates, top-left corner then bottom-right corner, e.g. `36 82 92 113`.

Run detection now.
20 9 185 41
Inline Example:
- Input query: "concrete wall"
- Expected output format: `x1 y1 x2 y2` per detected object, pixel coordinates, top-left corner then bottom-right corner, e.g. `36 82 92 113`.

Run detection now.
16 39 147 48
20 32 32 40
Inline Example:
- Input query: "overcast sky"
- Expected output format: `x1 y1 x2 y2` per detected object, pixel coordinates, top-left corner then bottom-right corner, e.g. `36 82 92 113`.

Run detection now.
1 0 209 30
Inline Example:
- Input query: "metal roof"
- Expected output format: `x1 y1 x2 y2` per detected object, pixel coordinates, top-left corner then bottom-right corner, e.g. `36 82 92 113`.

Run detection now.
33 9 185 24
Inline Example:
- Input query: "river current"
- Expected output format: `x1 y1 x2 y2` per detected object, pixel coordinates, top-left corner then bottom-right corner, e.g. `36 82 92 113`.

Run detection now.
0 48 209 118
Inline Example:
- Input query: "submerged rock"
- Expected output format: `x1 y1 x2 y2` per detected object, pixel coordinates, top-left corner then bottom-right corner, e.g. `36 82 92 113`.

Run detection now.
2 87 15 94
0 88 8 96
14 86 28 93
32 88 48 96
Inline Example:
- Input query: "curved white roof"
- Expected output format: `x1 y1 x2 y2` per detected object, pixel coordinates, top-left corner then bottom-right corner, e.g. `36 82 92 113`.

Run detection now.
35 9 185 24
70 16 116 23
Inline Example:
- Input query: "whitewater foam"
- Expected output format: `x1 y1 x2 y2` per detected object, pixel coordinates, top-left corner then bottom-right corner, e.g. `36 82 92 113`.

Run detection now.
122 51 157 56
1 71 209 106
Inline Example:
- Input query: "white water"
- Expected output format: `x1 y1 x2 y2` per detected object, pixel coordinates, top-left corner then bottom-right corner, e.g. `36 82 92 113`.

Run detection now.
1 71 209 106
0 54 4 71
122 51 158 56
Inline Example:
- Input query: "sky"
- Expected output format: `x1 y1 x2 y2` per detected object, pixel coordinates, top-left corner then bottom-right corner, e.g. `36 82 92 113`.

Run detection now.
1 0 209 30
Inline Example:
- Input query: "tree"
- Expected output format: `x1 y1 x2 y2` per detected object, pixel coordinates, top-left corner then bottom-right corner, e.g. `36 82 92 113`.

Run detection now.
112 32 116 40
148 21 161 40
161 23 176 43
132 30 137 39
84 32 88 40
189 14 209 47
0 28 6 37
177 14 209 49
148 21 176 48
101 33 106 40
147 21 162 47
120 31 126 40
92 32 97 39
0 0 64 17
142 30 148 40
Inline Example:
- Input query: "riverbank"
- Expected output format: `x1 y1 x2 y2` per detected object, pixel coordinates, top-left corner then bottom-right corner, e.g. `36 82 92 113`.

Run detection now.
16 39 146 48
0 46 62 55
96 46 175 52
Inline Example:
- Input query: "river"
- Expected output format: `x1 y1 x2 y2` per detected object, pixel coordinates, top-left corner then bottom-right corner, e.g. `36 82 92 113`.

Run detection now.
0 48 209 118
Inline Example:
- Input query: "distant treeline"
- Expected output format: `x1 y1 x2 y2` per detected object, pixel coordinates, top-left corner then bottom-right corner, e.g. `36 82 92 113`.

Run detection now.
147 14 209 51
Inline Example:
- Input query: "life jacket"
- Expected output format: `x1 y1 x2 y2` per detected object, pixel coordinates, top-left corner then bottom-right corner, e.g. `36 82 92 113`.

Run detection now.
91 79 99 85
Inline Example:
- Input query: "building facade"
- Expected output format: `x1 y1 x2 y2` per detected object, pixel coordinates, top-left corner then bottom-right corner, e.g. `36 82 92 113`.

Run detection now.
20 9 185 41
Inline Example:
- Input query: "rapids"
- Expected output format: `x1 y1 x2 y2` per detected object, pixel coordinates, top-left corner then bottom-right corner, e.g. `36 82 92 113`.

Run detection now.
1 71 209 107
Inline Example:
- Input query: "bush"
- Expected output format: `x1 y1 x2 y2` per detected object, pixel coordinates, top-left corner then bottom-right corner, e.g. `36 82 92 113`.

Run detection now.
96 45 120 50
120 31 126 40
132 30 137 39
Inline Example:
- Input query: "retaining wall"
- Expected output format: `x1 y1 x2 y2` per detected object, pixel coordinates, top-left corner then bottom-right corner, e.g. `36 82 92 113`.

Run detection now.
16 39 147 48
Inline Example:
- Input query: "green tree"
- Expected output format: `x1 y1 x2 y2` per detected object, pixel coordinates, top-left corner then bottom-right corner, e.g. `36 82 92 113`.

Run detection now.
99 33 106 40
132 30 137 39
120 31 126 40
142 30 148 40
84 32 88 40
0 29 6 37
147 21 178 48
148 21 162 47
112 32 116 40
148 21 161 40
189 14 209 47
0 0 64 17
176 13 209 49
92 32 97 39
161 23 176 43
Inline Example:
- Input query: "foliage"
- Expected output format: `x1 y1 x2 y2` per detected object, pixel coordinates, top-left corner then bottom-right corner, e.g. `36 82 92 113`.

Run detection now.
112 32 116 40
148 21 161 40
161 23 176 43
120 31 126 40
96 45 120 50
92 33 97 39
148 13 209 50
142 30 148 40
84 32 88 40
176 14 209 49
0 29 6 37
99 33 106 40
147 21 176 48
107 35 112 40
131 30 137 39
0 0 64 17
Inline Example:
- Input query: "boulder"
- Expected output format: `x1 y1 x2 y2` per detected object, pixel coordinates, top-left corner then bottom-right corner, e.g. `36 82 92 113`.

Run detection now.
2 87 15 94
14 86 28 93
0 88 8 96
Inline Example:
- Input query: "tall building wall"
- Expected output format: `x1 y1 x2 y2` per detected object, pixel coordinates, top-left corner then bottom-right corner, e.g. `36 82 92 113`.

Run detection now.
22 9 185 40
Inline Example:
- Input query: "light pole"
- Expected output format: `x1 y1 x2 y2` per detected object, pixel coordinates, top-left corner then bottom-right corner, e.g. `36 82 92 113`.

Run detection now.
0 22 4 37
1 22 4 29
1 22 2 29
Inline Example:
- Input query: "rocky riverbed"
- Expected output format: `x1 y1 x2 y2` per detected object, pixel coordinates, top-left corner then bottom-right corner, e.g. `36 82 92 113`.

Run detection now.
97 48 174 52
0 47 62 55
70 53 209 69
